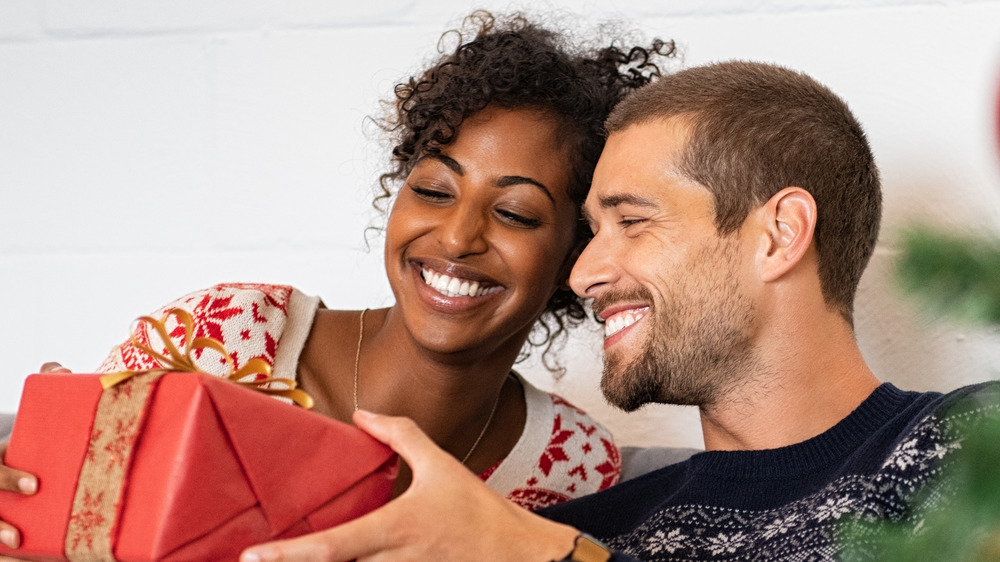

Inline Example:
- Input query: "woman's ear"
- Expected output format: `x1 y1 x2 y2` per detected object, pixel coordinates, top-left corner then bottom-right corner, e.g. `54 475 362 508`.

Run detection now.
756 186 817 283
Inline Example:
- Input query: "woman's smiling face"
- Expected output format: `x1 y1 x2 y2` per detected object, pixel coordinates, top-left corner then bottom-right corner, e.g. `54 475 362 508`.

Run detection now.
384 106 579 357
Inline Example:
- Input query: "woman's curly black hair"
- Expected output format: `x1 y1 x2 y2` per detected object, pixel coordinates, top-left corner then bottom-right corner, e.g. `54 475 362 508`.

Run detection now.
374 10 675 374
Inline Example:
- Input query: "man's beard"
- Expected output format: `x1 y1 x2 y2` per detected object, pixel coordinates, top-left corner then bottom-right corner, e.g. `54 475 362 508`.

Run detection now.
597 240 758 412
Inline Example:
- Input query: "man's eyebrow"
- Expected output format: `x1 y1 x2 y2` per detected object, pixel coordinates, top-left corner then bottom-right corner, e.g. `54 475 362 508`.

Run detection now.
580 193 657 227
599 193 658 209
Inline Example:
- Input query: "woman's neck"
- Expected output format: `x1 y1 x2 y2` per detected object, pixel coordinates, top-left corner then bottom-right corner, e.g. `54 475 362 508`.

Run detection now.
298 306 528 475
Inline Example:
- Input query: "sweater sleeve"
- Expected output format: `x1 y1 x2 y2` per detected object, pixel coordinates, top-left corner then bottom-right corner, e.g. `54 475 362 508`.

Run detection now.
95 283 311 380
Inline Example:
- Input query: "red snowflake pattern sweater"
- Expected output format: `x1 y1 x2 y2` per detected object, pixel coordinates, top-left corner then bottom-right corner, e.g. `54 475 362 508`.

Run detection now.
97 283 621 510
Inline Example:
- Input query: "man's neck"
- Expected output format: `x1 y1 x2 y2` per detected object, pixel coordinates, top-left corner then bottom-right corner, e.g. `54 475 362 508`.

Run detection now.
698 311 881 452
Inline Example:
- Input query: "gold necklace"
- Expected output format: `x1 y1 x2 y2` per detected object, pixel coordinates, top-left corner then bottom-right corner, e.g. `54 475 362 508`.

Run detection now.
352 309 501 466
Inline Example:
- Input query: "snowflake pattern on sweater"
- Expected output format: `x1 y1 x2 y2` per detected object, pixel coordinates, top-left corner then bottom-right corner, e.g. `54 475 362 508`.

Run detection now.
540 382 1000 561
101 283 293 377
98 283 620 510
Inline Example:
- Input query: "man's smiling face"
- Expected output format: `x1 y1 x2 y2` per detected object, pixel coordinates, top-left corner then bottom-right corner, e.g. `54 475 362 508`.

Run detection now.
570 118 760 411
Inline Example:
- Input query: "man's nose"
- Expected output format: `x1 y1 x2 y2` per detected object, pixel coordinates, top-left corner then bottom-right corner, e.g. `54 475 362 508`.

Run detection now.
569 231 619 298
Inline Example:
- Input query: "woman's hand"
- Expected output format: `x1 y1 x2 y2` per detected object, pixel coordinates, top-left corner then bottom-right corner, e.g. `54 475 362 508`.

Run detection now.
240 410 580 561
0 362 68 551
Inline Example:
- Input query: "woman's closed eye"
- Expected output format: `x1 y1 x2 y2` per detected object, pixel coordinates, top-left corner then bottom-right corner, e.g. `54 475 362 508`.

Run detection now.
496 208 543 228
409 184 452 202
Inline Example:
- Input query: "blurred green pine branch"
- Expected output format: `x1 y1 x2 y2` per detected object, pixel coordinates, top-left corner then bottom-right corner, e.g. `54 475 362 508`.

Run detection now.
896 226 1000 325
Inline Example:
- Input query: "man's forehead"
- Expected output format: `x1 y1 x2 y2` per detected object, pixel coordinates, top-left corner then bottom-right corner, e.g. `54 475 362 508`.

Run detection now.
597 118 691 173
588 120 696 199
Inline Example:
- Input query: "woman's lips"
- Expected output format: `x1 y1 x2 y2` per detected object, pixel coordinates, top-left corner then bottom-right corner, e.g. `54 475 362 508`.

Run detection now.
420 266 503 298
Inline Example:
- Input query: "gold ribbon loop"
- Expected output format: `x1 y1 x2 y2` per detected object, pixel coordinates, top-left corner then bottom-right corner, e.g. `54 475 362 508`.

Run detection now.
100 308 314 409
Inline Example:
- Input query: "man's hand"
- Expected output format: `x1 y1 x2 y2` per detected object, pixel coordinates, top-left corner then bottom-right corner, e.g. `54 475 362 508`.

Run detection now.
240 410 581 561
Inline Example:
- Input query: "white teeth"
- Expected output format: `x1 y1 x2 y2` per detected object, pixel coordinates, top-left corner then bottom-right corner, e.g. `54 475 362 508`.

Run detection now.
604 309 646 338
421 267 500 298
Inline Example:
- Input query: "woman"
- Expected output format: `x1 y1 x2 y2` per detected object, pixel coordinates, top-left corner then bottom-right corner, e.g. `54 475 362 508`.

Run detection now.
0 9 671 550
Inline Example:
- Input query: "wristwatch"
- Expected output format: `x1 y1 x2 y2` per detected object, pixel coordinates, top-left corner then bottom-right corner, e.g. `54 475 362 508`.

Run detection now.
557 533 612 562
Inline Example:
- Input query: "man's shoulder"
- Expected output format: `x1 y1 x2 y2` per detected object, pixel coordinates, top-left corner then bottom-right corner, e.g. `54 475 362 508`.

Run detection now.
940 380 1000 403
901 380 1000 427
876 380 1000 435
932 380 1000 432
875 381 1000 484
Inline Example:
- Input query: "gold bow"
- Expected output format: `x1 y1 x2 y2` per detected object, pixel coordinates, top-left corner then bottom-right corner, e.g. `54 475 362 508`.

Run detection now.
99 307 315 409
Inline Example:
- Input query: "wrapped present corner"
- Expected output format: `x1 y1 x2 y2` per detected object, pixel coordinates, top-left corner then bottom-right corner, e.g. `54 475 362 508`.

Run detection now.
0 310 397 561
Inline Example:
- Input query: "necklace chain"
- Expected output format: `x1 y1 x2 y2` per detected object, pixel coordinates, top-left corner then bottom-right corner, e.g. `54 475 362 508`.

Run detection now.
352 309 365 412
352 309 500 466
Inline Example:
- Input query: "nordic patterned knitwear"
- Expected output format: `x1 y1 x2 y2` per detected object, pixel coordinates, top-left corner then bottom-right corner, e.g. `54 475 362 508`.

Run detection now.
97 283 621 510
539 381 1000 561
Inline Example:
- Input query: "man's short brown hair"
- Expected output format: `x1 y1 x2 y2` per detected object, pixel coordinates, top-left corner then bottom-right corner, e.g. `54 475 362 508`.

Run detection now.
606 60 881 324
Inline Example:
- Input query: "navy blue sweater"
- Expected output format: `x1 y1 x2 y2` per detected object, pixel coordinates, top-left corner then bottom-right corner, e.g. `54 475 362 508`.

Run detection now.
539 382 1000 561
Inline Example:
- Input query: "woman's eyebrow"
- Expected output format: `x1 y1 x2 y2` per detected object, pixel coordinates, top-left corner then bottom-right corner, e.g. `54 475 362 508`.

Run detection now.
496 175 554 202
421 154 463 174
421 154 555 203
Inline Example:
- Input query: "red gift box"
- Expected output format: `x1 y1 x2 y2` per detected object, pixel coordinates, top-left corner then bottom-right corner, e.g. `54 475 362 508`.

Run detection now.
0 371 397 561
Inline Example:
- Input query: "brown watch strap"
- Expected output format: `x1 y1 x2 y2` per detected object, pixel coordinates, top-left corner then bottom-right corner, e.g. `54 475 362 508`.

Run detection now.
558 533 612 562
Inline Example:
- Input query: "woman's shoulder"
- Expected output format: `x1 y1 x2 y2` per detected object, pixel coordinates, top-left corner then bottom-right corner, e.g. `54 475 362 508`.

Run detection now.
489 376 621 510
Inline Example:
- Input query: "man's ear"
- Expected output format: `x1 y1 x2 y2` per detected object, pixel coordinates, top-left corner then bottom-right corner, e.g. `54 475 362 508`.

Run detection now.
756 186 817 283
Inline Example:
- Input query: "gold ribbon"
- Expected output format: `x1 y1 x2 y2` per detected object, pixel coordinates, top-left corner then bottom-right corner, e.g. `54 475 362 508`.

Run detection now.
99 308 314 409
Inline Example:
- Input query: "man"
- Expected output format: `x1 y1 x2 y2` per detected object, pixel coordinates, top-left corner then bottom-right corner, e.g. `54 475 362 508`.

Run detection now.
240 61 999 561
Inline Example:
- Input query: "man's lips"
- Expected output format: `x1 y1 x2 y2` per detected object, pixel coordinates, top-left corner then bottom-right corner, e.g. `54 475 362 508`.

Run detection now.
600 306 650 339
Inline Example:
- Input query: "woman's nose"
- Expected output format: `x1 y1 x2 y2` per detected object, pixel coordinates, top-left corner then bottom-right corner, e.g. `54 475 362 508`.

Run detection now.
438 204 489 258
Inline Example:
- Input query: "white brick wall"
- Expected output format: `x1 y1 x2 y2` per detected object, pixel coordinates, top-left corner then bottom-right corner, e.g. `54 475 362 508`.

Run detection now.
3 0 999 448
